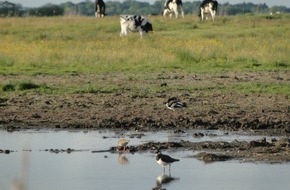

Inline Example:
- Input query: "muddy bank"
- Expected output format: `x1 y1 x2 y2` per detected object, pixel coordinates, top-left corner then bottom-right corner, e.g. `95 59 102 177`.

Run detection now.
110 137 290 163
1 72 290 135
0 92 290 136
1 71 290 162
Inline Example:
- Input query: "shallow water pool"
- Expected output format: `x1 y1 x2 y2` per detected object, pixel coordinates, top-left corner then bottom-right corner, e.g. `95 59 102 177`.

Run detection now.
0 129 289 190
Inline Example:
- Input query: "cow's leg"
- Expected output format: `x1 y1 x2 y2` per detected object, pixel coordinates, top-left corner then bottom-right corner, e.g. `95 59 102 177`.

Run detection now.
169 11 172 18
212 11 216 21
138 27 144 37
120 20 128 37
172 6 178 18
121 27 128 36
101 6 105 18
139 31 144 37
96 5 101 17
163 9 168 17
179 6 184 18
209 9 214 21
200 9 204 21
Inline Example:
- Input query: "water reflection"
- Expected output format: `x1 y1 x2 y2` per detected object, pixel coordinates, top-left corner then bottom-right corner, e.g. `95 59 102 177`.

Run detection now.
153 173 180 190
10 151 30 190
117 153 129 165
1 130 290 190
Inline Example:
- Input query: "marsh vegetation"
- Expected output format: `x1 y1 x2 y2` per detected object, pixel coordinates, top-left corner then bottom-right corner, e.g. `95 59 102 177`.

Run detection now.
0 15 289 94
0 15 289 132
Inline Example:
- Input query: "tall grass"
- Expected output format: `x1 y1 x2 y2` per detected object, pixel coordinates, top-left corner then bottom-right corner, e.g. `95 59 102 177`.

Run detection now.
0 15 289 95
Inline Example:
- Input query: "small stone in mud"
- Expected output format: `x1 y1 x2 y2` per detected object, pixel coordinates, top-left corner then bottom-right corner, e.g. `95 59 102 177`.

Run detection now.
6 126 20 132
173 129 185 133
128 133 145 139
54 149 60 154
55 124 61 128
195 152 232 163
160 83 167 87
67 148 73 153
31 113 41 119
275 138 290 148
207 110 219 115
136 134 142 138
193 133 204 138
249 138 269 148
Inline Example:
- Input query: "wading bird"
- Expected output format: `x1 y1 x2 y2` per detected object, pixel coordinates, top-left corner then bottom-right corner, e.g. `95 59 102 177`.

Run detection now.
155 151 179 173
118 138 130 153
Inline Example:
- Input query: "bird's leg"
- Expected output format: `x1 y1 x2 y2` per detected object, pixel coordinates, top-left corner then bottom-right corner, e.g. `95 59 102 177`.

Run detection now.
169 164 171 173
163 166 165 174
123 146 126 153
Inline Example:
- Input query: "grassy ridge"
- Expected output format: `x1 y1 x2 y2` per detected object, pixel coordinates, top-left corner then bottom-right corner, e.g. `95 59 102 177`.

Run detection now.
0 15 290 95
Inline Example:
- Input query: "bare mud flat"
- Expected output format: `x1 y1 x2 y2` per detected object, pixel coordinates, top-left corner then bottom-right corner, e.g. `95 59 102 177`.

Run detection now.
0 71 290 163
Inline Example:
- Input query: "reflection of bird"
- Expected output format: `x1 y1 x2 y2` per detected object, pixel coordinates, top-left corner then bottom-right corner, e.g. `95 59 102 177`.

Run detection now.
153 173 180 190
155 151 179 173
118 139 130 153
118 153 129 165
156 173 179 185
166 97 187 111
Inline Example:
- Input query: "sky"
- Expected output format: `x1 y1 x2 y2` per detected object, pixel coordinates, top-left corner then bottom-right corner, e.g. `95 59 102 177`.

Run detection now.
8 0 290 8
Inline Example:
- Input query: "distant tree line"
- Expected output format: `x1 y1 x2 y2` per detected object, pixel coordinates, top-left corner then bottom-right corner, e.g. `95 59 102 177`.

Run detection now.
1 0 290 17
0 1 22 16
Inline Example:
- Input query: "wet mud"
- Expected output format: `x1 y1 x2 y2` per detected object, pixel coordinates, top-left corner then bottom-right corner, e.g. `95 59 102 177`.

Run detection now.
106 137 290 163
0 71 290 163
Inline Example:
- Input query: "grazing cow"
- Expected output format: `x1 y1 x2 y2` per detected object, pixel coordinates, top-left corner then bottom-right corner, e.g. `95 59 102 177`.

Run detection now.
199 0 218 21
120 15 153 37
163 0 184 18
95 0 105 18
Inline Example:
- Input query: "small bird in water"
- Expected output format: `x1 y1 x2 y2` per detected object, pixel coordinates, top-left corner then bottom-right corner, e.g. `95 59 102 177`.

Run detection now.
165 97 187 111
118 138 130 153
155 150 179 173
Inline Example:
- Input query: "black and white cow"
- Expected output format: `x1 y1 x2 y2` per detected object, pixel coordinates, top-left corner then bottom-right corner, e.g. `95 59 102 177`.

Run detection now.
163 0 184 18
95 0 105 18
199 0 218 21
120 15 153 37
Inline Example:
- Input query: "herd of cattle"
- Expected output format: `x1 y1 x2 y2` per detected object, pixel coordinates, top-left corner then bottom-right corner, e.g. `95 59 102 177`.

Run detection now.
95 0 218 37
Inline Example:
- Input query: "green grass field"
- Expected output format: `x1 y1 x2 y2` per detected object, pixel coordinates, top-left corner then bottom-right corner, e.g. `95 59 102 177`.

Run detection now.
0 14 290 95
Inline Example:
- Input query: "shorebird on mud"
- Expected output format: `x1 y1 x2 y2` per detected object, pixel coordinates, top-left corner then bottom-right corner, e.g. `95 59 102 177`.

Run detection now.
165 97 187 111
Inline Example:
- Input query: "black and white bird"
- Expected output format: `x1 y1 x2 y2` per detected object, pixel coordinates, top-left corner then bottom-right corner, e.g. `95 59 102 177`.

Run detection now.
155 151 180 173
165 97 187 111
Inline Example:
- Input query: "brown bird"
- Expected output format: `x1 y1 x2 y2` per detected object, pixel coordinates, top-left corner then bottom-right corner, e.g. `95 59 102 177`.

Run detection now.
118 139 130 152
